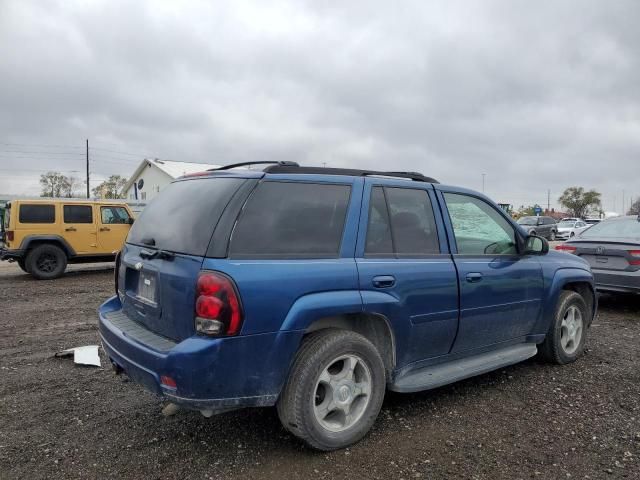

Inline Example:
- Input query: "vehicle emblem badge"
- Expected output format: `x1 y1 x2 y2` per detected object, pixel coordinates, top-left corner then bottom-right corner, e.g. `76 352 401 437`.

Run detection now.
134 262 143 270
595 246 605 255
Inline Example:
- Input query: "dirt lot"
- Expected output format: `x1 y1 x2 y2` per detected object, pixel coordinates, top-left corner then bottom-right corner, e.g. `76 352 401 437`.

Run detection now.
1 263 639 480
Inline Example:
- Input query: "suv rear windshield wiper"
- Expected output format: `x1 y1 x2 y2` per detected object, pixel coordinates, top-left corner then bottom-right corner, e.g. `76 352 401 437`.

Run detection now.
140 248 175 260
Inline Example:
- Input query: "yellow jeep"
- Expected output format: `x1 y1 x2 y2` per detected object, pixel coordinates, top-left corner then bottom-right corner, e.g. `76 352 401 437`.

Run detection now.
0 199 134 279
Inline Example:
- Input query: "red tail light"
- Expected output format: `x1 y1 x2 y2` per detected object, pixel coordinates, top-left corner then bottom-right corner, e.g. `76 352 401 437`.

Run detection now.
629 250 640 266
195 271 243 336
555 244 577 253
6 230 13 242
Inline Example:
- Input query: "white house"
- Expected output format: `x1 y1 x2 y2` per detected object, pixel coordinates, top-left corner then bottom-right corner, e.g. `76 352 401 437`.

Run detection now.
122 159 221 203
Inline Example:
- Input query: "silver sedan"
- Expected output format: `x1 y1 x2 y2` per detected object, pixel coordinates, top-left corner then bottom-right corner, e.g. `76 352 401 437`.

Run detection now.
556 216 640 294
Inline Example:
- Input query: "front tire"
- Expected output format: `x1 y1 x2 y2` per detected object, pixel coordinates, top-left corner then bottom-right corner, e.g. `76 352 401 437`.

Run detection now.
277 329 386 451
539 290 588 364
26 244 67 280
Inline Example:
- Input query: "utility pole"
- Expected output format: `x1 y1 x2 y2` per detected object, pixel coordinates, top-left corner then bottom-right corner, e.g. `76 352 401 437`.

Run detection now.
547 189 550 212
482 173 486 193
86 139 90 198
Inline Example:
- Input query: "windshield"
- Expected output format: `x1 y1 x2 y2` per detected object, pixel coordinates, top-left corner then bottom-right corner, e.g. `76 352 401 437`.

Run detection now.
127 177 245 255
517 217 538 226
580 218 640 240
558 221 576 228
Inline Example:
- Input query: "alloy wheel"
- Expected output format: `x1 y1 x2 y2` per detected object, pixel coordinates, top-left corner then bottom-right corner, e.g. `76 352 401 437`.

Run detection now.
560 305 583 355
313 354 372 432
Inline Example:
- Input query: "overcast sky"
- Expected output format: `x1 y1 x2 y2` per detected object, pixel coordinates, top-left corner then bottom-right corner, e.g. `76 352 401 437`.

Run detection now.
1 0 639 212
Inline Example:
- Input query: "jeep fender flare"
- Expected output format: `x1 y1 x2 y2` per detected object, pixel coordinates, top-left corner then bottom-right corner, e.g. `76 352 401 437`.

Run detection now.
19 235 76 257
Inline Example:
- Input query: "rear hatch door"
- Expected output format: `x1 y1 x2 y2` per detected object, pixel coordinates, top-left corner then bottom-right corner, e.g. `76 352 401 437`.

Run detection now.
118 176 253 342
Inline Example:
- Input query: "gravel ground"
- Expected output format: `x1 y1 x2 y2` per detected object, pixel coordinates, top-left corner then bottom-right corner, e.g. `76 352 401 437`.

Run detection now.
1 262 639 479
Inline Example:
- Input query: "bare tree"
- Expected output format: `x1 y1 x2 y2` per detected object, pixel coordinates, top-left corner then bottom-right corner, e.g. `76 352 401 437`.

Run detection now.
92 175 128 199
40 171 70 198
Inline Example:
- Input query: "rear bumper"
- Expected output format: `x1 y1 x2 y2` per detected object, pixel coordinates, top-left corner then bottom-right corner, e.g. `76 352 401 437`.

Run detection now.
593 269 640 294
0 247 24 261
98 296 303 411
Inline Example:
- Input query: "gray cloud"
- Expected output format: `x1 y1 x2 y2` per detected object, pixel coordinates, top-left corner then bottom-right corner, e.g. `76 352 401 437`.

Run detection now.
0 0 639 211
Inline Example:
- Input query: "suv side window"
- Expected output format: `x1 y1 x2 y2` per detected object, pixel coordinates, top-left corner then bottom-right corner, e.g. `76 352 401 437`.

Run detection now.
63 205 93 224
365 187 440 257
230 182 351 258
101 206 131 224
19 204 55 223
444 193 517 255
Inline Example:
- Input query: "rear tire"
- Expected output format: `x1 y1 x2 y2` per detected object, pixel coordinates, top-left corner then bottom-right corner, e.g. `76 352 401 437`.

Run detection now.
277 329 386 451
17 258 29 273
539 290 588 364
26 244 67 280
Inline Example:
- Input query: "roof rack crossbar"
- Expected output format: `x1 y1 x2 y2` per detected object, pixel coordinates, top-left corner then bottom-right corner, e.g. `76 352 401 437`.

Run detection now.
208 161 299 171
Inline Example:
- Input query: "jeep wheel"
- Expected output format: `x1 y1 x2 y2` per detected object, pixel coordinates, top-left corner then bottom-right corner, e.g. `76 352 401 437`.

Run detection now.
539 290 588 364
277 329 386 451
26 244 67 280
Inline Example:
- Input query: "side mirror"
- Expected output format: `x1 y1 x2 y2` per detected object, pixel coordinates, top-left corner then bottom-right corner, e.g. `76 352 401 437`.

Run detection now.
127 217 135 225
524 235 549 255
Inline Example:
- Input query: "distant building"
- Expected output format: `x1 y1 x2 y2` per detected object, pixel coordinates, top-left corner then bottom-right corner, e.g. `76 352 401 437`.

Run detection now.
122 159 220 203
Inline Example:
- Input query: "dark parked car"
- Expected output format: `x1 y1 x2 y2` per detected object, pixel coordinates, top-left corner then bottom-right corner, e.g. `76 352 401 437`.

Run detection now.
557 215 640 294
99 162 596 451
517 216 558 240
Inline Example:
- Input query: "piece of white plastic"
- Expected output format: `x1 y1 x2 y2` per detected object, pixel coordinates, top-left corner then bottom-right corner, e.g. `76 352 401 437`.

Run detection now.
55 345 101 367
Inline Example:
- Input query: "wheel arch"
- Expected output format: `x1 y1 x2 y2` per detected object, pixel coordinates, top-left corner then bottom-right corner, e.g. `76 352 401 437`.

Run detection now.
304 313 396 378
20 235 74 257
542 268 597 331
562 281 596 325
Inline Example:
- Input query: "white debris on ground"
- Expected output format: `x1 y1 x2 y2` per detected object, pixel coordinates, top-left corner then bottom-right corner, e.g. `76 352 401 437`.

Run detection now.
55 345 101 367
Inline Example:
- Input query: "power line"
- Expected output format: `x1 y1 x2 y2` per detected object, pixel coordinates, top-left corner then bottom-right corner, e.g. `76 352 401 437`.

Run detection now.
0 142 83 149
0 149 84 155
90 147 152 157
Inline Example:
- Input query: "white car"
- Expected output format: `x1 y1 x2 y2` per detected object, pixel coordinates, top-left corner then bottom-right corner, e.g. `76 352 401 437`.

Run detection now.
556 219 590 240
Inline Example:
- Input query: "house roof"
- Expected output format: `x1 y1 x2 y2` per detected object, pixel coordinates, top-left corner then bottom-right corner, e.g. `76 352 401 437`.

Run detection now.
122 159 221 193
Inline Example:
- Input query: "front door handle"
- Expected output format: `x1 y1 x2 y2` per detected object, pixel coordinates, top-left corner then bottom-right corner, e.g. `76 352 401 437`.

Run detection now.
372 275 396 288
466 272 483 283
65 227 77 232
100 227 111 232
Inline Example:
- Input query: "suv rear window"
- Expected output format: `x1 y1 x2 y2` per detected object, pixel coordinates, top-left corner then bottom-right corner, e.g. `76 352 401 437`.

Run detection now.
127 177 245 255
365 187 440 256
229 181 351 258
19 204 55 223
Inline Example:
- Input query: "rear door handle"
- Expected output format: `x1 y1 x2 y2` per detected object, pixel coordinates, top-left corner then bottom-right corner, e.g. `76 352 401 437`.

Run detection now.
100 227 111 232
466 272 483 283
372 275 395 288
65 227 77 232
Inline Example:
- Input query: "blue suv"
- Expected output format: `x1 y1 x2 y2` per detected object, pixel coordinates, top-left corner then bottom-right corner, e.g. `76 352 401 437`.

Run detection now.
98 162 596 451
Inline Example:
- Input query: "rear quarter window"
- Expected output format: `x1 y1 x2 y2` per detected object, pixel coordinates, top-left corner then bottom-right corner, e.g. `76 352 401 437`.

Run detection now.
19 204 55 224
229 181 351 258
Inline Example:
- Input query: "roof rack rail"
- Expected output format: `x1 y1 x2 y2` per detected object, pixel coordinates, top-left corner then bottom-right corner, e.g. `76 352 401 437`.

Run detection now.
208 161 299 171
262 164 438 183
